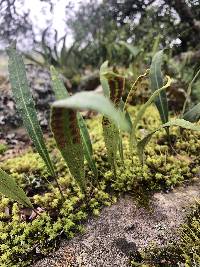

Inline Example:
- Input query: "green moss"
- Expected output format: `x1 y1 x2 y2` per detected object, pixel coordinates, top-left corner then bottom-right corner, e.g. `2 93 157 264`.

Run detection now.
130 201 200 266
180 201 200 266
1 106 200 266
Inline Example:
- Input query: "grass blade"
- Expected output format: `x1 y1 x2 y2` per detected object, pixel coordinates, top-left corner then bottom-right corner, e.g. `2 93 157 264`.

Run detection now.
150 50 169 124
183 103 200 123
7 44 55 177
0 168 33 208
52 92 131 133
137 119 200 163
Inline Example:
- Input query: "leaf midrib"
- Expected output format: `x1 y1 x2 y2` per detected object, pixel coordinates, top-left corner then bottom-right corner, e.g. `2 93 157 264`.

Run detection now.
12 52 54 176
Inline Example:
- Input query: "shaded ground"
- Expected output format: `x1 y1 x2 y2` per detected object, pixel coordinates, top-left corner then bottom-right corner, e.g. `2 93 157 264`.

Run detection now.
33 180 200 267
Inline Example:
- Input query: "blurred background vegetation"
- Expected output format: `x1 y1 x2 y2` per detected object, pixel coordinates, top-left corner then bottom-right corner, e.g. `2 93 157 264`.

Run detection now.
0 0 200 102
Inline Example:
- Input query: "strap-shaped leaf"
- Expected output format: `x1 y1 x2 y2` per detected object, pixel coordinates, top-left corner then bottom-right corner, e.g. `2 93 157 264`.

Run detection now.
50 67 98 179
50 66 69 99
150 50 169 124
100 61 110 97
102 73 125 170
7 44 55 177
52 92 131 133
182 68 200 116
77 113 98 179
0 168 33 208
183 103 200 123
102 117 119 172
137 119 200 163
51 107 85 189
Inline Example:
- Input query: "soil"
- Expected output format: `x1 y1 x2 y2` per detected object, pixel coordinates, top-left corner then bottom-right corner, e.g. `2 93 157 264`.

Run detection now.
33 179 200 267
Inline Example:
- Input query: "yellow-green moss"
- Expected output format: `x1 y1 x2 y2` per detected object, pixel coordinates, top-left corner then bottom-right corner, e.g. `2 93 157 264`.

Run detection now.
130 201 200 266
1 106 200 266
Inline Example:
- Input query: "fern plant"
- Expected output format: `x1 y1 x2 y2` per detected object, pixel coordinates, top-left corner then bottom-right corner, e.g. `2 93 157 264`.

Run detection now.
1 45 200 210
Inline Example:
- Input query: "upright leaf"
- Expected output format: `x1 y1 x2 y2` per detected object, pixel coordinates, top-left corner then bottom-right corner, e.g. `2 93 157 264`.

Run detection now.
52 92 131 133
50 68 98 179
102 73 125 171
7 44 55 177
183 103 200 123
50 66 69 100
100 61 110 97
131 76 171 147
182 68 200 116
137 119 200 163
51 107 85 190
77 113 98 179
0 168 33 208
102 117 119 173
150 50 169 124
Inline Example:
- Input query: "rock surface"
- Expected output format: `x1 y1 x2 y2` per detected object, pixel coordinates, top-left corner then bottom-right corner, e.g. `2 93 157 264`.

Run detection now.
0 64 55 130
33 180 200 267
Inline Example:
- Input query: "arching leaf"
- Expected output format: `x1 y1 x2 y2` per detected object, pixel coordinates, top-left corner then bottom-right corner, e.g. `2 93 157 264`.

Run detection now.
137 119 200 163
131 76 171 147
52 92 131 133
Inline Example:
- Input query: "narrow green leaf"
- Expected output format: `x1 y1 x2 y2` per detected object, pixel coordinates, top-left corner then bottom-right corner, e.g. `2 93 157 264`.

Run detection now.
0 168 33 208
119 41 140 57
102 117 119 170
50 68 98 178
151 34 161 56
50 66 69 100
50 108 85 190
77 113 98 178
118 132 124 164
101 73 124 169
7 44 55 177
182 68 200 116
125 110 133 131
150 50 169 124
131 76 171 146
183 103 200 123
52 92 131 133
137 119 200 163
100 61 110 97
